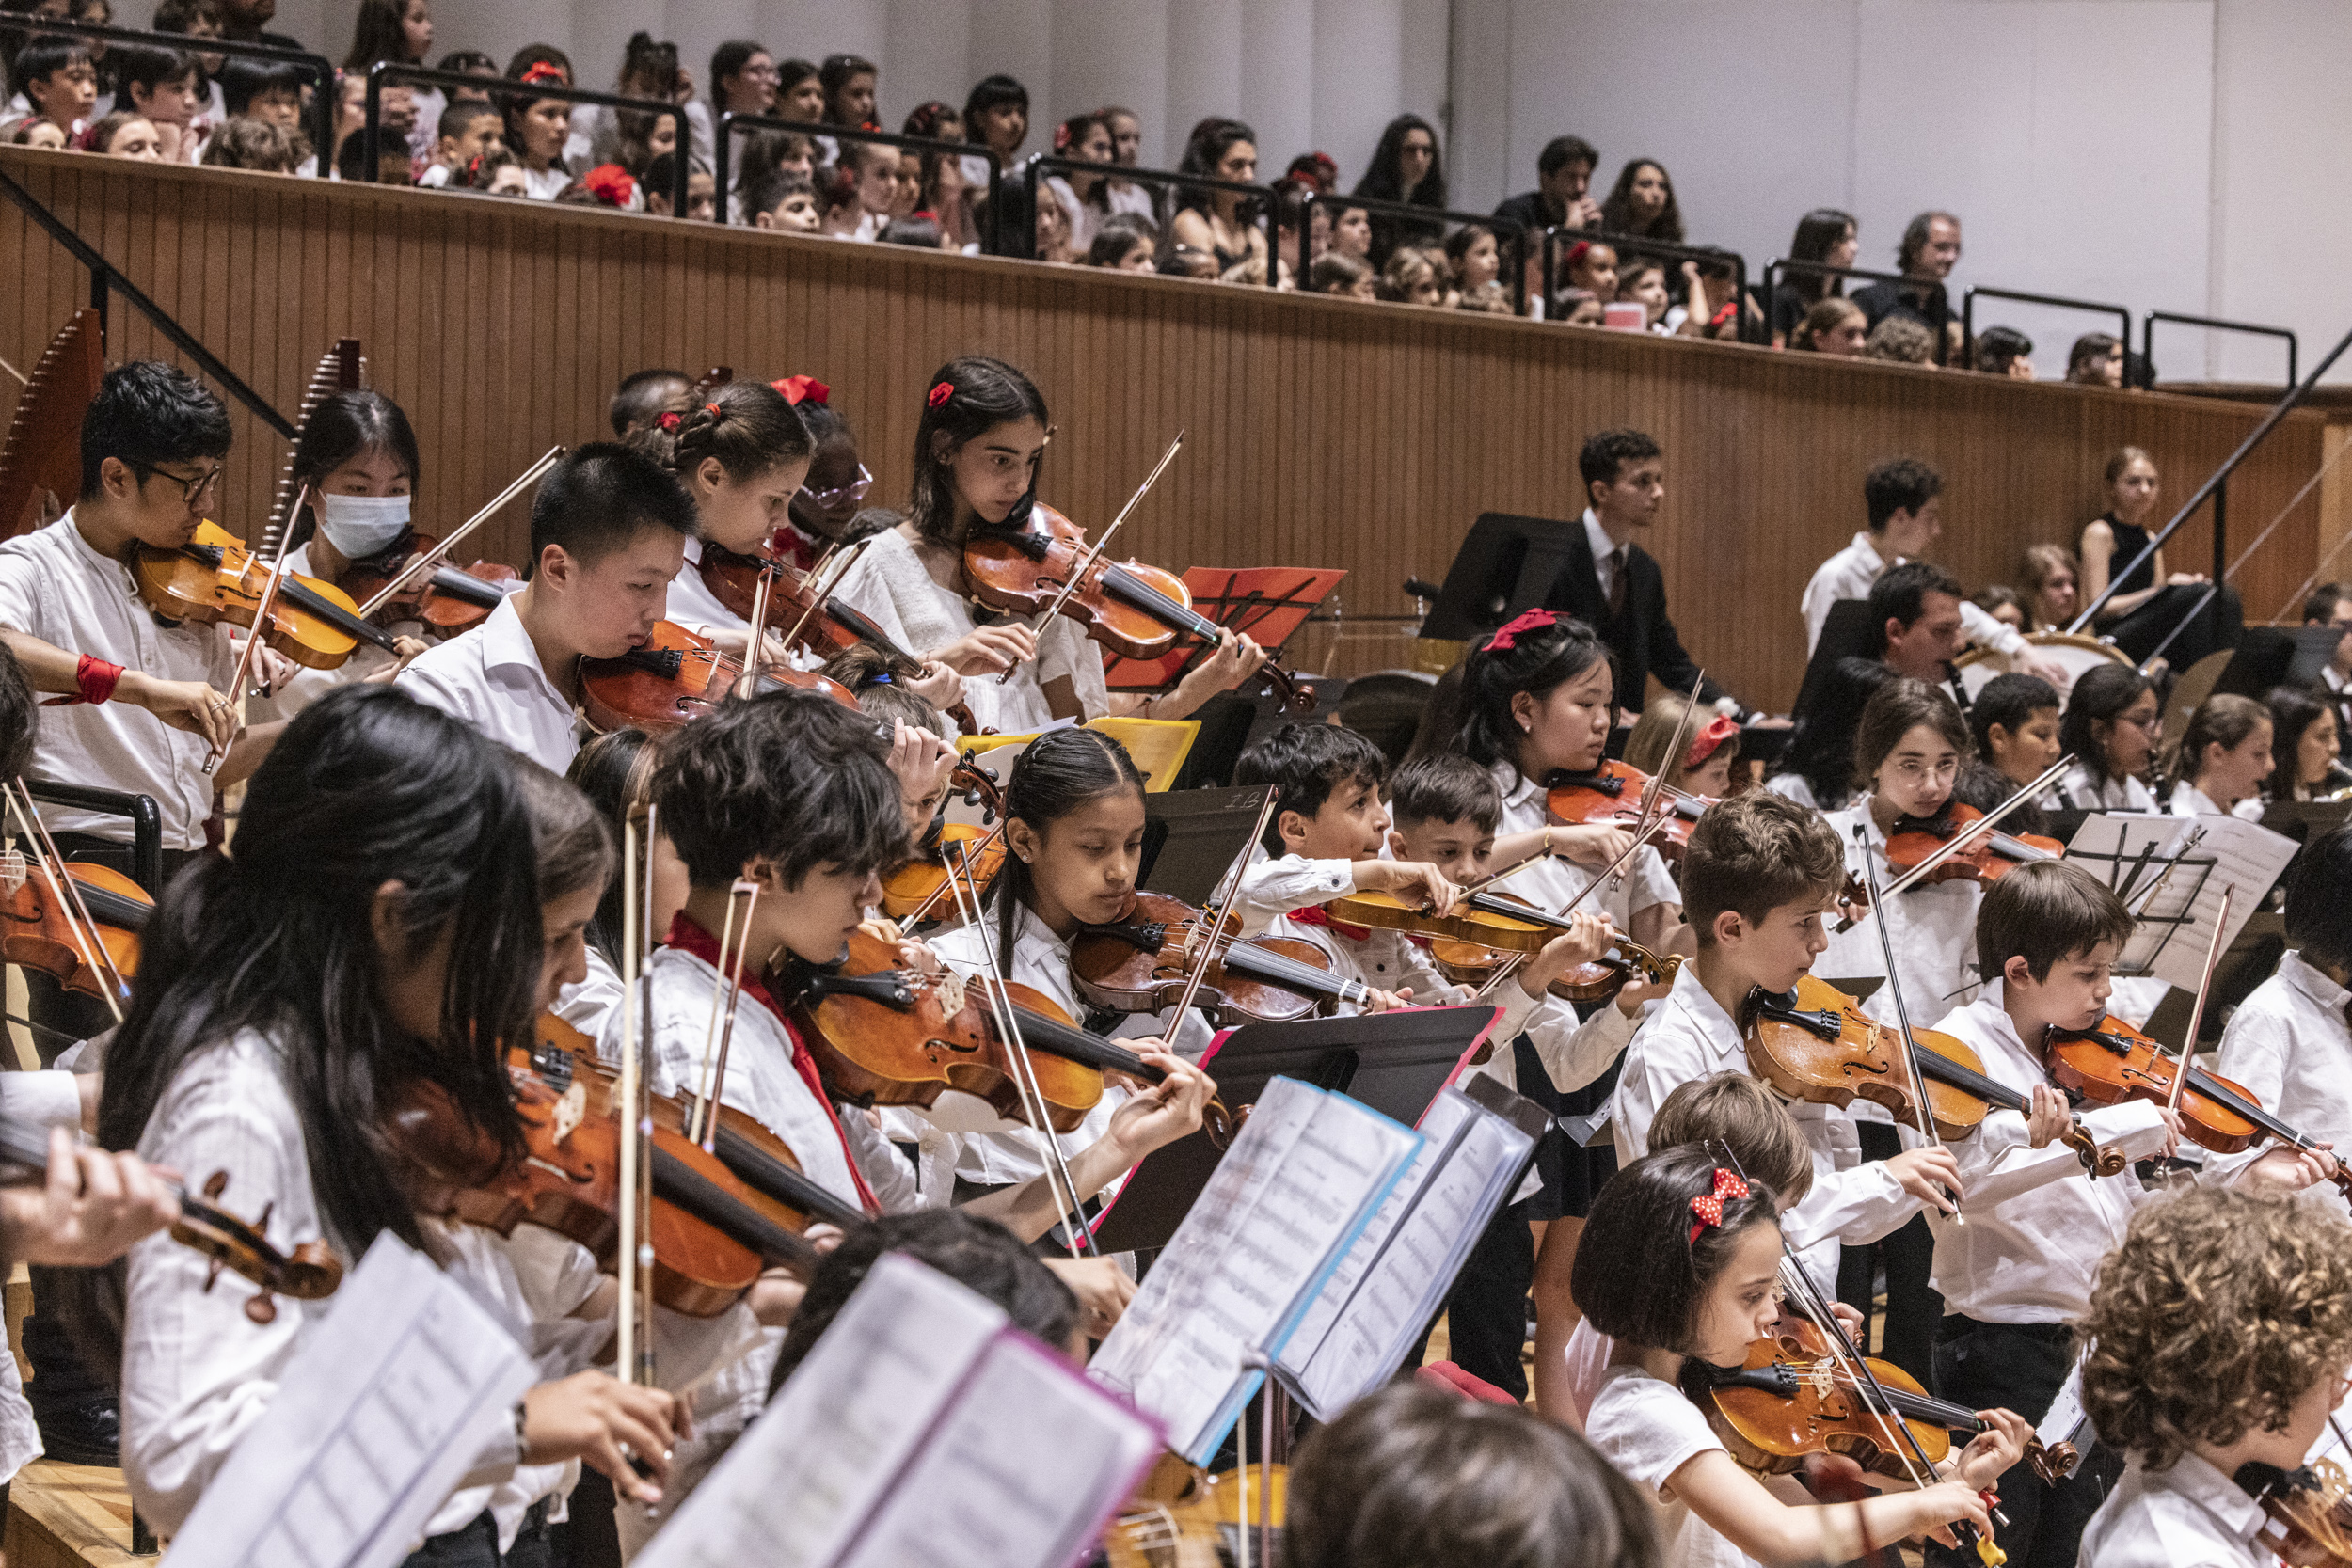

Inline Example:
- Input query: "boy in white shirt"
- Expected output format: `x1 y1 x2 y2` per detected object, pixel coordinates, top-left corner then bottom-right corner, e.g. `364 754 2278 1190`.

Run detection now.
399 444 695 774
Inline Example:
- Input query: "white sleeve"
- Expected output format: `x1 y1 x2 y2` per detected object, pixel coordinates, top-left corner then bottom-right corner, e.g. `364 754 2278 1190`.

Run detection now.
1955 1100 2169 1211
1516 993 1639 1099
1781 1156 1915 1251
826 551 916 654
840 1111 927 1215
0 541 49 640
1231 855 1355 935
0 1069 83 1132
393 657 473 724
1800 565 1833 656
2205 1006 2294 1186
1959 598 2028 659
1607 1023 1688 1164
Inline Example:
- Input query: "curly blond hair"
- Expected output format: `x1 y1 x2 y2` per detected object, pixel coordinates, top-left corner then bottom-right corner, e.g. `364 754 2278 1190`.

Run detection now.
2079 1187 2352 1468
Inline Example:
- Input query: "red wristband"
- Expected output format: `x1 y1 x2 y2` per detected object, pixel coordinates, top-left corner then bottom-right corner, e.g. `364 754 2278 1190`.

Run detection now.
75 654 123 705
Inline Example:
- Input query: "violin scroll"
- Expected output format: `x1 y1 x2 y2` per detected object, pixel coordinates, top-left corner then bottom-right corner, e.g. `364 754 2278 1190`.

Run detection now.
176 1168 345 1325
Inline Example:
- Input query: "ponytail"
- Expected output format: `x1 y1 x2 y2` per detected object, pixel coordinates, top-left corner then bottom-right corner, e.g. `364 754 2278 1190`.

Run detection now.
628 379 811 488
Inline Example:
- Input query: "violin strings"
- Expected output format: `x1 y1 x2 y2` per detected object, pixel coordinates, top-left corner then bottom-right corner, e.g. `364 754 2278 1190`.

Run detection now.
1471 811 1667 1002
1165 787 1283 1025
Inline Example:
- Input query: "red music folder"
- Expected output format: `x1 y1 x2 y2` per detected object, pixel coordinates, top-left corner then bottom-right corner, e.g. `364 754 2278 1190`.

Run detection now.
1101 565 1348 690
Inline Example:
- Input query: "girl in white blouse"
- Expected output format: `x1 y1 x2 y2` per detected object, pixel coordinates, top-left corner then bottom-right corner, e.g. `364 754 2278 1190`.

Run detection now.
827 355 1264 736
2165 693 2273 821
2055 662 2162 812
103 687 681 1552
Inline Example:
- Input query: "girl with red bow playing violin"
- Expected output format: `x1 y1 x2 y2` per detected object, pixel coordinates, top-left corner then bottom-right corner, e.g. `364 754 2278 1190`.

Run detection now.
825 356 1267 734
1624 690 1741 799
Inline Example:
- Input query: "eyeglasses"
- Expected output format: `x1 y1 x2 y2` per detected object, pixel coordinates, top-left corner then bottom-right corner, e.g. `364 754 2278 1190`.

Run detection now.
131 460 224 506
742 65 780 80
799 463 874 513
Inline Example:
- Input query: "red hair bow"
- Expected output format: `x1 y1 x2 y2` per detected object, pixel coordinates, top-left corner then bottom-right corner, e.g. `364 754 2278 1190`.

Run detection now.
581 163 636 209
1684 714 1740 771
657 410 684 433
1483 608 1557 653
927 381 954 410
1566 240 1592 270
772 375 830 407
519 60 567 87
1689 1167 1751 1243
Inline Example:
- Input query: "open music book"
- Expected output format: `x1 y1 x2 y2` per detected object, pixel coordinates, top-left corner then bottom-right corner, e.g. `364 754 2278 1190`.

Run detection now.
1273 1074 1550 1420
1087 1075 1422 1464
2066 813 2297 989
638 1252 1161 1568
164 1232 539 1568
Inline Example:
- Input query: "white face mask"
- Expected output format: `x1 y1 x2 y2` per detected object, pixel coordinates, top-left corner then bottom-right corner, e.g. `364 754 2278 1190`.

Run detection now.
314 492 411 557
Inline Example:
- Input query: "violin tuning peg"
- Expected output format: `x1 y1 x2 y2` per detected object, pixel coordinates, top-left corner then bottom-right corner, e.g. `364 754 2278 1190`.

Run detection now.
203 1257 224 1293
203 1169 230 1201
244 1292 278 1326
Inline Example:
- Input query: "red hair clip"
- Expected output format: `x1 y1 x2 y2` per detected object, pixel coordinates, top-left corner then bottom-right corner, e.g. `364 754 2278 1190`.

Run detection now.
1566 240 1592 270
657 410 684 433
1483 608 1558 653
1683 715 1740 772
520 61 566 87
1689 1167 1751 1243
927 381 954 410
705 401 723 418
772 374 830 406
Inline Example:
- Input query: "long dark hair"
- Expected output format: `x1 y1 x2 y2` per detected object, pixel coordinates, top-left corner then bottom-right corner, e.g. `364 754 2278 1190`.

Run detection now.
1788 207 1853 303
1777 657 1894 806
1354 114 1445 209
906 356 1048 545
2060 663 2153 788
288 388 420 546
564 726 661 967
989 728 1146 967
1599 158 1684 244
342 0 423 69
96 686 542 1254
1175 118 1258 217
2267 685 2335 800
1453 617 1613 779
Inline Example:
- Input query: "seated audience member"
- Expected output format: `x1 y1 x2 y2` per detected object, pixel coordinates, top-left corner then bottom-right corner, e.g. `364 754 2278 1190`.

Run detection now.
1974 324 2035 377
1622 690 1741 798
2080 445 2241 669
1352 113 1447 265
1615 259 1674 333
961 72 1030 214
86 109 162 159
1033 180 1076 263
642 151 715 221
116 45 206 164
199 113 304 171
707 40 776 120
14 40 98 138
818 51 877 131
2068 332 2126 388
745 169 819 233
1562 237 1617 302
2266 685 2344 802
573 32 710 172
1443 222 1510 313
1085 211 1157 272
609 368 688 440
1170 118 1265 274
1375 246 1444 307
1494 134 1602 236
8 118 68 150
1327 200 1373 262
1044 111 1117 252
415 99 501 187
1308 250 1375 299
1160 245 1219 280
1597 157 1682 243
464 145 529 198
1790 296 1867 356
772 57 823 122
1284 150 1338 191
1972 584 2025 632
217 58 304 137
151 0 230 121
335 119 410 184
1281 1380 1659 1568
343 0 438 160
1097 104 1158 221
504 66 574 199
1772 207 1856 344
1554 287 1604 326
2019 542 2080 631
1969 673 2063 797
1852 210 1960 348
1863 315 1935 364
878 214 941 248
436 49 498 97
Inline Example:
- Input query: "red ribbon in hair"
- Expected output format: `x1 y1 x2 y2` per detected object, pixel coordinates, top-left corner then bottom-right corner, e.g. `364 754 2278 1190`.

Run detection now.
1483 608 1558 653
1566 240 1592 270
656 410 684 433
772 375 830 407
1689 1166 1751 1243
927 381 954 410
1683 714 1740 772
580 163 636 209
519 60 566 87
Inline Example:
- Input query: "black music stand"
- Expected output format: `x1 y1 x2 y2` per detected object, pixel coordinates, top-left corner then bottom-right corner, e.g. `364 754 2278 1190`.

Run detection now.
1089 1006 1501 1254
1418 513 1581 641
2211 627 2298 699
1140 786 1274 903
2285 626 2347 689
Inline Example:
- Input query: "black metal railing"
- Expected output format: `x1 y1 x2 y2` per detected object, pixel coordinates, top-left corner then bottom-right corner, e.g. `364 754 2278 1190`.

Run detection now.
1297 190 1528 313
24 781 162 894
0 162 294 437
714 112 1000 249
1963 286 2131 381
2140 310 2297 390
1548 229 1751 341
364 64 691 212
0 15 334 170
1762 258 1954 365
1023 153 1275 281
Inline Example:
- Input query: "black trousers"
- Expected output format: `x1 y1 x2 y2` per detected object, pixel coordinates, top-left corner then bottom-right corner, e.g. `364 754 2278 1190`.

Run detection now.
1923 1317 2121 1568
1835 1119 1943 1389
2102 582 2243 672
400 1502 554 1568
1421 1199 1534 1401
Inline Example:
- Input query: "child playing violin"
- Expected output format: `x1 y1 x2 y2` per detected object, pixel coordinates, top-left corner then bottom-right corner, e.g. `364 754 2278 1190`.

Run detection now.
1622 689 1741 799
1575 1146 2031 1568
825 355 1263 733
1918 860 2330 1568
107 687 684 1549
399 444 696 775
2074 1186 2352 1568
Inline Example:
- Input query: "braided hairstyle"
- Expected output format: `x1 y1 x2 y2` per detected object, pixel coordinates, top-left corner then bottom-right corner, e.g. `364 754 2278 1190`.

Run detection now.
628 378 812 493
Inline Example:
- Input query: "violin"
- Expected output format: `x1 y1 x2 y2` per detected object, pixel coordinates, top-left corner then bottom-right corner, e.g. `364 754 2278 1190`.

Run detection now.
1884 803 2063 888
1544 760 1711 861
131 521 407 671
878 758 1009 926
1072 891 1372 1026
579 620 859 732
1706 1313 2072 1488
1744 976 2128 1177
962 499 1314 711
2042 1014 2351 1179
0 856 147 1002
1104 1457 1284 1568
1318 886 1585 954
337 529 516 633
698 541 910 663
1427 894 1680 1004
2247 1460 2352 1568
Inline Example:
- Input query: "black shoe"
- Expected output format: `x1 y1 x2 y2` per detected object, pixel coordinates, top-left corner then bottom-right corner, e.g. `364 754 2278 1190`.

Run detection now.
32 1393 119 1467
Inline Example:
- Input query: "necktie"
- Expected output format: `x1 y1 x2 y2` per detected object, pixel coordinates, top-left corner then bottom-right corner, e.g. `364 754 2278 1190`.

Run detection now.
1606 546 1629 619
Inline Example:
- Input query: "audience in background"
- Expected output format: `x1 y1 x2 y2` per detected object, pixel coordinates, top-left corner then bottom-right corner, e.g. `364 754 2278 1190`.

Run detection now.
413 98 497 187
87 105 158 157
117 43 204 162
1597 156 1682 244
819 52 875 131
1086 211 1156 272
1045 110 1115 252
2018 544 2080 631
1790 296 1867 356
1170 117 1264 274
1971 584 2026 633
744 166 818 233
1493 133 1600 236
768 57 821 122
1863 315 1935 365
1375 245 1443 307
1973 324 2034 377
14 39 96 138
708 40 774 119
199 107 300 169
1310 249 1375 299
1353 112 1445 264
342 0 434 160
1443 221 1509 313
1554 287 1603 325
8 115 67 148
1772 207 1855 343
1854 210 1960 356
2068 332 2125 388
1562 238 1617 304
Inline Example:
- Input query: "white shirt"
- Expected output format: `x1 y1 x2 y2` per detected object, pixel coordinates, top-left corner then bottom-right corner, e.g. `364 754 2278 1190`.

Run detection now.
666 539 748 642
829 529 1108 734
244 542 432 725
2210 951 2352 1213
1612 963 1915 1290
2057 761 2157 813
1800 531 2029 661
548 944 623 1041
1924 987 2175 1323
1819 798 1984 1032
1232 850 1356 937
2167 779 2265 822
0 512 239 848
1489 762 1681 929
396 594 581 775
1585 1361 1754 1568
1582 510 1622 606
2074 1451 2269 1568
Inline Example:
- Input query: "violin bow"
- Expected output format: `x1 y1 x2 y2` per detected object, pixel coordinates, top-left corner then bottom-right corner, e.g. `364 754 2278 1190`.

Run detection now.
775 537 872 659
1165 787 1283 1024
1470 810 1671 1002
904 819 1007 927
354 446 564 619
686 879 761 1148
202 483 308 777
940 839 1098 1259
1611 672 1705 893
614 802 660 1401
2164 883 2234 1116
4 781 128 1022
1849 822 1967 1227
998 430 1186 686
1835 753 2074 934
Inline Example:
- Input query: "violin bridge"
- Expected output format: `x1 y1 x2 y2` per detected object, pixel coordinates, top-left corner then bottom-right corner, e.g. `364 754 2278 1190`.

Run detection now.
933 970 966 1017
551 1081 584 1146
0 849 23 896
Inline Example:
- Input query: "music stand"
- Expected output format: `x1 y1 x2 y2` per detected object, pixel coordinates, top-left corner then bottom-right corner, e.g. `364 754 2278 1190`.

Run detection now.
1418 514 1581 641
1101 566 1346 692
2210 627 2299 699
1089 1006 1501 1255
2285 626 2347 689
1140 786 1275 903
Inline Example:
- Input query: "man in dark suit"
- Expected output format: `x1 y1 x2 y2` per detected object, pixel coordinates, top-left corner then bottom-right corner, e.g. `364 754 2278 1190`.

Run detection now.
1545 428 1741 718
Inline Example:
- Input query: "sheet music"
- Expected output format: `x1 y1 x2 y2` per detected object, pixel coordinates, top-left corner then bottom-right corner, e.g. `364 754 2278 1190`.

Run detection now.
1088 1075 1421 1464
2067 813 2296 988
166 1233 538 1568
2034 1354 2091 1480
637 1253 1005 1568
